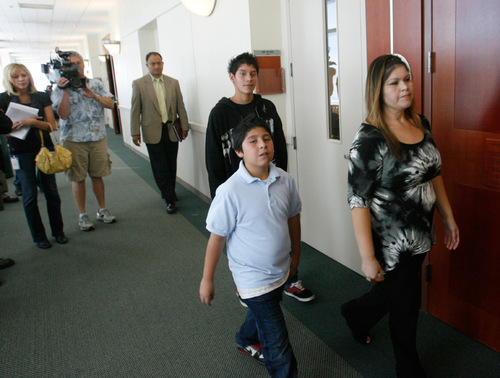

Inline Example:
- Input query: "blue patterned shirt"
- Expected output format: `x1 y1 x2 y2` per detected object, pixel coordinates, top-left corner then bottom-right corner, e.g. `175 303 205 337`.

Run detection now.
51 79 113 142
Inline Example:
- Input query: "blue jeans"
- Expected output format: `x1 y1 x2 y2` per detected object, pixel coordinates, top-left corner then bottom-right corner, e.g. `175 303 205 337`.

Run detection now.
15 152 64 242
237 286 298 378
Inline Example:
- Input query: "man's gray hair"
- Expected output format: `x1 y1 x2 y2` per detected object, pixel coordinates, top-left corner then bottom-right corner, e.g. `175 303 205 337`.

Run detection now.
68 51 84 62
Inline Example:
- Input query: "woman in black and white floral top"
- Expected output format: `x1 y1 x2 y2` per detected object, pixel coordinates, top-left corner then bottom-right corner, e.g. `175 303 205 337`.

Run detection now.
341 54 460 378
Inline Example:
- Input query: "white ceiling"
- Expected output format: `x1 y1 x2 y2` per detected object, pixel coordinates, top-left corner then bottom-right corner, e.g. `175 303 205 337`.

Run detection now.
0 0 116 64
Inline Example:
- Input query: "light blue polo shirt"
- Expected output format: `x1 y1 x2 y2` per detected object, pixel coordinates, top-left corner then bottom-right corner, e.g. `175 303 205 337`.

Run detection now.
206 161 302 293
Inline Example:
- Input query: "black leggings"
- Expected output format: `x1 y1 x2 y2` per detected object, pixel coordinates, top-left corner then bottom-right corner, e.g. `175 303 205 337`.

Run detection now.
342 253 427 377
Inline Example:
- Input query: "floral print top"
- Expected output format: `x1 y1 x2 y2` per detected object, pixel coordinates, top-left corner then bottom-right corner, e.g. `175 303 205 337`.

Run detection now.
51 79 113 143
347 117 441 271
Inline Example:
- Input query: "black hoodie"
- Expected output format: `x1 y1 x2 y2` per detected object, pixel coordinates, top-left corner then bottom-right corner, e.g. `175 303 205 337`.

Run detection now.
205 94 288 198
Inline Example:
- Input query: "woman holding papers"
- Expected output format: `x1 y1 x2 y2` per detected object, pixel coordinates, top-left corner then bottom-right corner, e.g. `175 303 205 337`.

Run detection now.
0 63 67 249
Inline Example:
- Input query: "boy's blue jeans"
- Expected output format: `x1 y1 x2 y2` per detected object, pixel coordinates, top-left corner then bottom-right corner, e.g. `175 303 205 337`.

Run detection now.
236 285 298 378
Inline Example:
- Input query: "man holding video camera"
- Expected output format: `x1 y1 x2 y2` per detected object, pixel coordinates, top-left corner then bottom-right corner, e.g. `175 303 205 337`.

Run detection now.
51 51 116 231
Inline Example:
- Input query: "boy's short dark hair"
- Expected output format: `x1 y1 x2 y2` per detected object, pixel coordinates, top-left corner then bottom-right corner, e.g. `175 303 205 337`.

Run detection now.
232 114 271 152
145 52 162 63
227 52 259 75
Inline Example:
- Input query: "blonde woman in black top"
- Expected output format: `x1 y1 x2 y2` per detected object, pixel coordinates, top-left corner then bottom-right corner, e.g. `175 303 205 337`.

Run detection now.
0 64 67 249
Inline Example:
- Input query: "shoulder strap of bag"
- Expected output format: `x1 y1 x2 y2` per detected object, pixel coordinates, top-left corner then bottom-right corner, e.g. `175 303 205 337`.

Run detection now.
38 122 60 147
38 130 45 147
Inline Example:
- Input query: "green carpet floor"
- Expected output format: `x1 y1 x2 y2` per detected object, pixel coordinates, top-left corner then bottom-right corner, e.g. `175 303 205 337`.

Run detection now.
0 134 359 377
1 129 498 377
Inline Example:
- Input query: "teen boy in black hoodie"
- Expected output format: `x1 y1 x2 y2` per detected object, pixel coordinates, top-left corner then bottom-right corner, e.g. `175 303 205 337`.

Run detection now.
205 52 314 303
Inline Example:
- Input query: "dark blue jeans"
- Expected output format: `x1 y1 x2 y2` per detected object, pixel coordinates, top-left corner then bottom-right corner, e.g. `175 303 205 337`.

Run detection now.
237 286 298 378
15 152 64 243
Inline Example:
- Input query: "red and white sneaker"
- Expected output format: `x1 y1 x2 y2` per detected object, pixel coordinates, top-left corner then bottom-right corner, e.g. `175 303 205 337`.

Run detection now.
237 343 265 365
284 280 315 302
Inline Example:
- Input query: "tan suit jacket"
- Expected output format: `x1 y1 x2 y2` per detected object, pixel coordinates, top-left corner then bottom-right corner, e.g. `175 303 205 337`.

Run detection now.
130 74 189 143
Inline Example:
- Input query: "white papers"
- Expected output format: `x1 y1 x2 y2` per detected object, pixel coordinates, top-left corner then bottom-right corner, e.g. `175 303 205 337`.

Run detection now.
5 102 39 140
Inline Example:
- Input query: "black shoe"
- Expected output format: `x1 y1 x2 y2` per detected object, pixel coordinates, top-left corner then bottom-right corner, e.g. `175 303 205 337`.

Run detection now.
166 202 177 214
55 235 68 244
0 258 15 270
341 301 371 345
3 195 19 203
283 280 315 302
15 187 22 196
37 240 52 249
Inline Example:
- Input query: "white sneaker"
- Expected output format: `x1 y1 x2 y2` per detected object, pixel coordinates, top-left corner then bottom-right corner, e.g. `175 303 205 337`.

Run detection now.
96 208 116 224
78 213 95 231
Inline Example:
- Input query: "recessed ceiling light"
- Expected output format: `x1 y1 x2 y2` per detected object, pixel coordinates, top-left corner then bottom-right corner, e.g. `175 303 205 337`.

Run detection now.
19 3 54 10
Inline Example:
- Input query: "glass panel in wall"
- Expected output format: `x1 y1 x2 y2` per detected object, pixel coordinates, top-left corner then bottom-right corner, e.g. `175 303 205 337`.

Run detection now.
326 0 340 140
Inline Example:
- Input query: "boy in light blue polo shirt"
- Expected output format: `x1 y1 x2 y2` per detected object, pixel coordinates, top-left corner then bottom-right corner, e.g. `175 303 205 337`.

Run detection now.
200 114 300 377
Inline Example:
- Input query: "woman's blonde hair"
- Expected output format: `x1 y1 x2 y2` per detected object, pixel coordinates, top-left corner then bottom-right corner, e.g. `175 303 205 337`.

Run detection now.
365 54 424 160
2 63 37 96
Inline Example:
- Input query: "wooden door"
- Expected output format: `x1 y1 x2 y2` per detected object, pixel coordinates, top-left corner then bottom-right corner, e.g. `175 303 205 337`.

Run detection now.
429 0 500 351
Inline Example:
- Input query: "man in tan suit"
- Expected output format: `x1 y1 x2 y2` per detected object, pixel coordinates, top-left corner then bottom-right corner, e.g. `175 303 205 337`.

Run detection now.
130 52 189 214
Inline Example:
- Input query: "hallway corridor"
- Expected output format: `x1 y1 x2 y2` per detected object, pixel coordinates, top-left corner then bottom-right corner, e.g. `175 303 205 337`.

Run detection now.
0 130 497 377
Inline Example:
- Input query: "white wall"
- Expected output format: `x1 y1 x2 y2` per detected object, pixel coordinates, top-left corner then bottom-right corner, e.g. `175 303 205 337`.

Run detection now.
113 31 143 150
138 22 159 77
248 0 297 178
102 0 367 274
113 0 252 198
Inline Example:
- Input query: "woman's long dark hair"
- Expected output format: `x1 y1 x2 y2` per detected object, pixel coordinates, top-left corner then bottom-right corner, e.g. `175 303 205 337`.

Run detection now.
365 54 424 160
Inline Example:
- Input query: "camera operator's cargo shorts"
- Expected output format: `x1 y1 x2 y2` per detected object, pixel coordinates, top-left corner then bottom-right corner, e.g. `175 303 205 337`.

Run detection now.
62 138 112 181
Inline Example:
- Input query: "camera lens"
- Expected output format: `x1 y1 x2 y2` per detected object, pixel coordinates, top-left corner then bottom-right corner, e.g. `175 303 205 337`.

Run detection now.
70 78 85 88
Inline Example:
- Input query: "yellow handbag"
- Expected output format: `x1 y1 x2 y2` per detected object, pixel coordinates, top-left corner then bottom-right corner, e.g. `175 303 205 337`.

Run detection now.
35 123 72 174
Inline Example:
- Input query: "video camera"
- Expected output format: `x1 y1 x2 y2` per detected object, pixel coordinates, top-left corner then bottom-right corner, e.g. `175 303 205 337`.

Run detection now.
41 48 86 89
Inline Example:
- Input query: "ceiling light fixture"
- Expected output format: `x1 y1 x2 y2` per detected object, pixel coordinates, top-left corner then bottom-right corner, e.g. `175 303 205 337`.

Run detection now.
103 40 121 55
181 0 216 17
19 3 54 10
